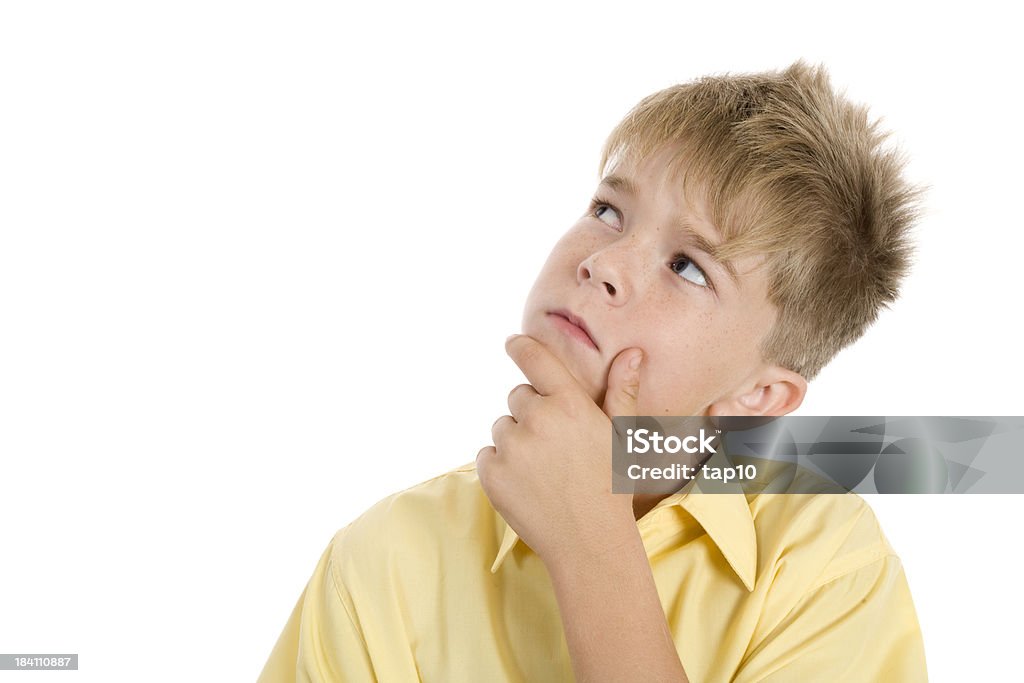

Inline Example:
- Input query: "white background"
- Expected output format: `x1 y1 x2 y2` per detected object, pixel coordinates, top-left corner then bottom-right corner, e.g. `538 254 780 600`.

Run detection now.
1 1 1021 681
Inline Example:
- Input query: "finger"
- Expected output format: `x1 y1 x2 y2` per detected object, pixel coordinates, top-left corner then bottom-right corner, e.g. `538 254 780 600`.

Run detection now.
505 334 579 397
476 445 495 465
476 445 497 494
507 383 539 419
602 347 644 418
490 414 517 446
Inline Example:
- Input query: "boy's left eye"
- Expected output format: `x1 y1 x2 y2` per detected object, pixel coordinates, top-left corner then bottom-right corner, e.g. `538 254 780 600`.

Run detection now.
589 198 622 231
670 254 709 288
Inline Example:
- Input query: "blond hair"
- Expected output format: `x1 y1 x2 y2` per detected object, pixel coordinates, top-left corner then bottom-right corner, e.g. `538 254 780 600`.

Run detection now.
601 62 920 380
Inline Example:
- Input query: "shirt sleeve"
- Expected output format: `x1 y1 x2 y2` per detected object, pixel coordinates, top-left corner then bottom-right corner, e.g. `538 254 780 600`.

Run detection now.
733 554 928 683
258 541 378 683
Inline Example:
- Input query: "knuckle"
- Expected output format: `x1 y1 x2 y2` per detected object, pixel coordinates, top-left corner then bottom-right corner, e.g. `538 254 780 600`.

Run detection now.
476 446 495 480
507 384 536 417
490 414 514 442
507 383 531 403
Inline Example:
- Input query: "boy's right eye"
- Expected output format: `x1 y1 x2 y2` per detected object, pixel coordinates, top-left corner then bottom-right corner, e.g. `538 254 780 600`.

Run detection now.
589 198 623 231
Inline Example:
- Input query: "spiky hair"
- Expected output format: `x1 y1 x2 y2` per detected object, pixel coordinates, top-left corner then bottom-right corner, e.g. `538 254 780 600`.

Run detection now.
601 62 921 379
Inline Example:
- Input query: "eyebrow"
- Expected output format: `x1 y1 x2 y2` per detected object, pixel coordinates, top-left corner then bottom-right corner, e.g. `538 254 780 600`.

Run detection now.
598 174 740 285
599 174 641 197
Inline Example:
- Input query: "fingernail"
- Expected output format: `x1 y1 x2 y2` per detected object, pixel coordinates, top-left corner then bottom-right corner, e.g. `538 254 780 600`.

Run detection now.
630 351 643 370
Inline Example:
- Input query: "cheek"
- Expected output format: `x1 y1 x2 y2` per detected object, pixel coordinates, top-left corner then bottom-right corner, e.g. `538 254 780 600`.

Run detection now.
559 223 614 261
628 318 733 415
636 358 716 415
529 231 591 289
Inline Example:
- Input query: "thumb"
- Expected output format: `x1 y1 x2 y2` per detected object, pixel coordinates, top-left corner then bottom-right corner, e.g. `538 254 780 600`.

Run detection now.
602 348 644 417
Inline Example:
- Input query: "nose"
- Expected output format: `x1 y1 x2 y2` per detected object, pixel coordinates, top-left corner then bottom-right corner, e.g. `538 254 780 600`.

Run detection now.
577 248 632 304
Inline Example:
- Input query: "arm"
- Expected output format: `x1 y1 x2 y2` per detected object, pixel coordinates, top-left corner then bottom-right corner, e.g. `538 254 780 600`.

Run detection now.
544 517 689 683
734 553 927 682
258 540 377 683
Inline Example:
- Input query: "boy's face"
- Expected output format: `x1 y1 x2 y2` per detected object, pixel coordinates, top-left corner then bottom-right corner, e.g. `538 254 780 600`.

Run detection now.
522 147 778 416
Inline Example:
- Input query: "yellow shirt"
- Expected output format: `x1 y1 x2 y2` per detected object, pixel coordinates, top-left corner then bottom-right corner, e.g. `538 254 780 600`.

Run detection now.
259 460 927 682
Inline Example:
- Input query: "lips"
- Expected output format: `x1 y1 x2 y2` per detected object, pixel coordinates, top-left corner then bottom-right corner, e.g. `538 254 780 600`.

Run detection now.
548 309 599 350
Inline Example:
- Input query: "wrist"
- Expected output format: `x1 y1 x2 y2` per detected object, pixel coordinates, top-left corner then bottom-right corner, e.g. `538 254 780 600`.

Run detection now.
542 508 642 580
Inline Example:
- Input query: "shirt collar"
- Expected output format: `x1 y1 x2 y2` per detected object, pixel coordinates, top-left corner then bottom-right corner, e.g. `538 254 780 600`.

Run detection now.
489 450 758 592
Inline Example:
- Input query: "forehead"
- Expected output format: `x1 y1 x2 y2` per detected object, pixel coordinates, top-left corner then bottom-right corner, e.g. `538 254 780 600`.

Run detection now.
602 144 711 205
602 143 762 248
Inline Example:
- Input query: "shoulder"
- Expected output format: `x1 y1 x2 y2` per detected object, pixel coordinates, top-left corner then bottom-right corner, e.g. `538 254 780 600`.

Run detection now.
738 476 927 680
325 462 501 580
750 465 898 592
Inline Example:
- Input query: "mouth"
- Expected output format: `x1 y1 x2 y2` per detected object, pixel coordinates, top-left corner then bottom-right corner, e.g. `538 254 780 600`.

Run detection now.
547 309 599 351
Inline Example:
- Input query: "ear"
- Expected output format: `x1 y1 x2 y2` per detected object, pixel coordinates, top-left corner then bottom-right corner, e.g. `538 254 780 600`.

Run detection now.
707 365 807 418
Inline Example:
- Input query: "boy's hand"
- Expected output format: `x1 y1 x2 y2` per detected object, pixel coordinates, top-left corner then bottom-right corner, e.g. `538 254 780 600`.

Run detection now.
477 334 644 567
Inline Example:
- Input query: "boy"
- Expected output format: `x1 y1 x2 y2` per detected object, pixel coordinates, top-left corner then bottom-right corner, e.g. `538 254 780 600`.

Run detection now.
259 62 927 682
